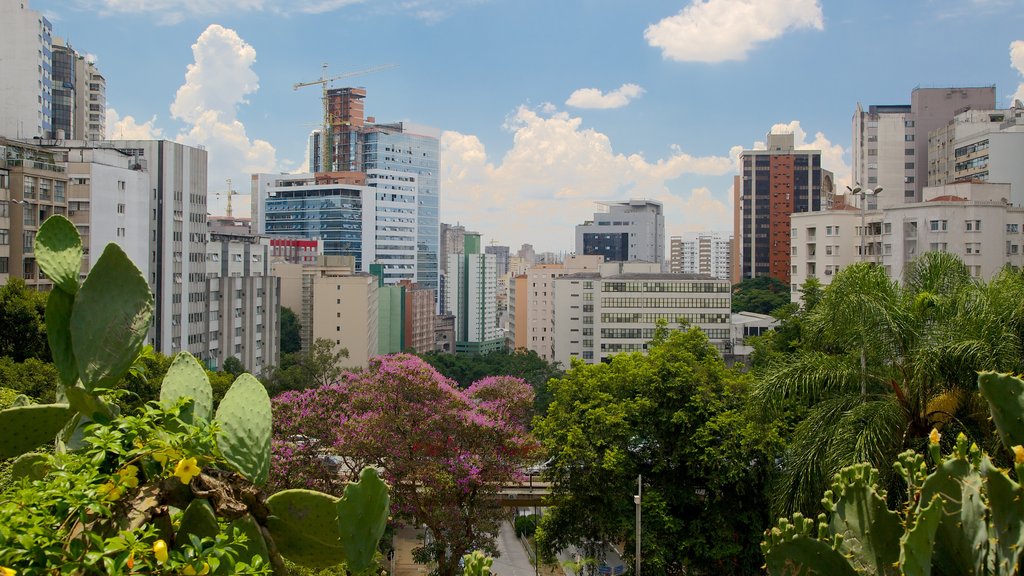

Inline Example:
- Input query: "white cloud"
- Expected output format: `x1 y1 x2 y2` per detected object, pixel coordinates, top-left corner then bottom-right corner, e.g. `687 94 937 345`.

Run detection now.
79 0 479 24
168 25 277 217
566 84 645 109
645 0 824 63
1011 40 1024 104
105 108 164 140
441 105 735 251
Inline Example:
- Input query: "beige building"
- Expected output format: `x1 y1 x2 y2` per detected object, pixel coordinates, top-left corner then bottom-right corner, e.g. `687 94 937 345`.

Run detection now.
273 256 378 369
553 262 731 366
670 232 732 279
790 182 1024 301
509 255 603 361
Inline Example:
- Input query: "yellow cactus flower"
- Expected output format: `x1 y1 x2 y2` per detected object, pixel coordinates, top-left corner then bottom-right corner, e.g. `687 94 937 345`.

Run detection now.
182 562 210 575
1 566 16 576
929 428 940 445
1014 445 1024 464
153 540 169 564
97 481 123 501
118 465 140 489
173 457 201 485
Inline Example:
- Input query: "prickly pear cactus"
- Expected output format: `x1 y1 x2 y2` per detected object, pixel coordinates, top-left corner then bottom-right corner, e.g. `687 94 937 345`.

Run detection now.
337 467 390 572
265 489 346 568
764 370 1024 576
160 351 214 424
462 550 494 576
0 403 73 459
215 373 272 485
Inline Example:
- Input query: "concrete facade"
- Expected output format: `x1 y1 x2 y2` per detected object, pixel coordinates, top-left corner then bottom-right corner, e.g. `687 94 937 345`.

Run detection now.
516 255 603 362
0 0 52 139
575 199 665 267
553 262 731 366
670 232 732 280
445 233 503 354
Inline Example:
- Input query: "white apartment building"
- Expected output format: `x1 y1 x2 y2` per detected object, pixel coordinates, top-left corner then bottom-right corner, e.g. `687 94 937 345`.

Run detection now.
446 233 503 354
204 222 279 375
670 232 732 280
790 182 1024 301
928 105 1024 206
553 262 731 366
852 87 996 207
575 199 665 267
508 255 603 361
0 0 53 139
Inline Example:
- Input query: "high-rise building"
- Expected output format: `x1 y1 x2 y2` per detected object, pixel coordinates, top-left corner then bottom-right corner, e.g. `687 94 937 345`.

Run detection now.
552 262 731 366
0 153 9 284
575 199 664 266
485 244 510 276
853 87 996 207
733 132 834 284
0 0 53 139
928 104 1024 205
445 232 502 354
50 37 106 141
670 232 732 280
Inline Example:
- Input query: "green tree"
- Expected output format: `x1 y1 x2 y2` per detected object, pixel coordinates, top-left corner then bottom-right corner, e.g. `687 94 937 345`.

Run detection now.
268 337 349 393
0 356 59 403
731 276 791 314
418 348 563 416
0 277 50 362
753 254 1024 518
223 356 245 377
534 325 781 574
280 306 302 355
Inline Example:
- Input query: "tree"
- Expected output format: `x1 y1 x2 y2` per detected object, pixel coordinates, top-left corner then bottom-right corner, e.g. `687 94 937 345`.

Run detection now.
731 276 791 314
268 338 349 393
0 277 50 362
223 356 245 377
753 254 1024 518
419 348 563 416
271 354 537 576
280 306 302 355
533 325 781 575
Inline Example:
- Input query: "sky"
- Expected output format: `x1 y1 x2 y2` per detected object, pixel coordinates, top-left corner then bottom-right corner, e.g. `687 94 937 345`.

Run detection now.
26 0 1024 254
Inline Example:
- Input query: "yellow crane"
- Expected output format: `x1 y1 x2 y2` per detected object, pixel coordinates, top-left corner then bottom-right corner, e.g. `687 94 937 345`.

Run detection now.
293 63 398 173
215 178 238 218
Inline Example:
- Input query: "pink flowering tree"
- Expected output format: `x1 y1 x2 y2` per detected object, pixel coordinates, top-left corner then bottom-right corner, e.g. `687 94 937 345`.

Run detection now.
271 354 537 576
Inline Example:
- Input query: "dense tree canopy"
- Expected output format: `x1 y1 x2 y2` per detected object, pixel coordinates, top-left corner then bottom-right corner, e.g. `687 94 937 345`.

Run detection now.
267 337 349 394
419 348 563 416
534 325 781 575
280 306 302 355
0 277 50 362
753 254 1024 517
731 276 791 314
272 354 536 576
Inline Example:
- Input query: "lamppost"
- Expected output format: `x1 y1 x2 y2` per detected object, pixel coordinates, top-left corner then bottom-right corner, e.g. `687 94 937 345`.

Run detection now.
846 185 883 263
845 184 882 397
634 475 641 576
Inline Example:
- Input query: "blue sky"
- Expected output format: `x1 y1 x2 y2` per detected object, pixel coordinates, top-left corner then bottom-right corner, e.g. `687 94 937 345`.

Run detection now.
28 0 1024 253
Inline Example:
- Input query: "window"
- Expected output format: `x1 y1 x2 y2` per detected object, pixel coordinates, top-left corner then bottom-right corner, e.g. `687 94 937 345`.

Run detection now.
117 203 125 214
826 226 833 236
1008 223 1020 234
966 242 982 255
905 134 915 141
825 245 833 256
116 227 125 237
883 222 892 234
0 230 7 245
929 242 948 252
965 220 981 232
929 219 948 232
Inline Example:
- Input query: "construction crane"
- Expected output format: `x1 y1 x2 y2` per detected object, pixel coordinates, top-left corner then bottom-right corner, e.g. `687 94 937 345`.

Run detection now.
215 178 238 218
293 63 398 173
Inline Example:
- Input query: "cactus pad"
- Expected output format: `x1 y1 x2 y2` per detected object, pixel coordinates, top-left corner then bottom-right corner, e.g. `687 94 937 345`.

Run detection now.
46 289 78 387
0 403 72 459
10 452 50 481
337 467 390 572
160 352 213 424
899 494 943 576
64 385 116 421
70 243 153 390
764 536 858 576
34 215 82 295
978 371 1024 451
266 489 345 568
215 374 271 485
826 464 901 573
231 514 270 567
175 498 219 548
982 456 1024 574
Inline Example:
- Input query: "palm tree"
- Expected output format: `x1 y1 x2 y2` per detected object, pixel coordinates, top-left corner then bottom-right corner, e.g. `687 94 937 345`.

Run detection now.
753 253 1024 516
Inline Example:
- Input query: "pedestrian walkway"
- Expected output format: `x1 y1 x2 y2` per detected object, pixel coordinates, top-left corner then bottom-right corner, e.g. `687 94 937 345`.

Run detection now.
392 525 430 576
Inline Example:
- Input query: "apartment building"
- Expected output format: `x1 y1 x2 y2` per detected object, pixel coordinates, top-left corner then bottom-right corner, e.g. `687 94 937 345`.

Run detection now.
669 232 732 280
0 0 53 139
553 262 731 366
928 105 1024 205
445 232 502 354
575 199 665 267
789 182 1024 300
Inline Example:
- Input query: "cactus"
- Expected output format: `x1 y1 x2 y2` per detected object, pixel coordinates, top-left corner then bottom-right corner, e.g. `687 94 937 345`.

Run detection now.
764 371 1024 575
34 214 82 296
176 499 220 547
337 467 390 572
64 384 117 421
9 452 50 481
231 514 271 567
215 373 272 485
70 242 153 390
46 289 78 387
462 550 494 576
0 403 73 459
978 371 1024 450
265 489 346 568
160 351 214 424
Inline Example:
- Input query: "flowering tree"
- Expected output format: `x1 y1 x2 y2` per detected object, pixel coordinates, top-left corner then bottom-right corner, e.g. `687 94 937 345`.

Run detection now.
272 354 537 576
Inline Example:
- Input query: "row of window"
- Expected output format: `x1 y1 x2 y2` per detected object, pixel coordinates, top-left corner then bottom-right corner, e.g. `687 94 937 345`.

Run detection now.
600 312 730 324
601 281 730 294
600 297 730 309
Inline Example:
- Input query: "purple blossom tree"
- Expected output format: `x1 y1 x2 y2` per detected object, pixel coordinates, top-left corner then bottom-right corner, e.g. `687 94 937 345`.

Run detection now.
271 354 537 576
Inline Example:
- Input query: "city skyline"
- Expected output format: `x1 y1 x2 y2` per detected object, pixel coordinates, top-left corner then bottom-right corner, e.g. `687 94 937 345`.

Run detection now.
24 0 1024 253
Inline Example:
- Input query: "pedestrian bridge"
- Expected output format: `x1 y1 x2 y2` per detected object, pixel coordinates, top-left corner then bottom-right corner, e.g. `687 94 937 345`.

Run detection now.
497 480 551 507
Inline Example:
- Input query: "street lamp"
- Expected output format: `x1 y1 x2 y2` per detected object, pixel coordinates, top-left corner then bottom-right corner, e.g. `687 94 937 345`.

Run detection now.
846 185 883 263
634 475 641 576
845 184 882 397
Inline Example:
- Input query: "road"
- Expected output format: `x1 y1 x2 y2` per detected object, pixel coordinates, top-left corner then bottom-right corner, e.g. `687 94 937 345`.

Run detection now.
493 520 536 576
